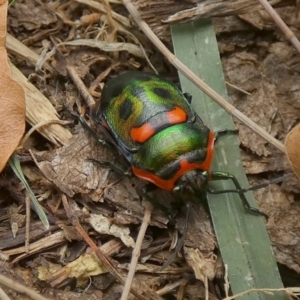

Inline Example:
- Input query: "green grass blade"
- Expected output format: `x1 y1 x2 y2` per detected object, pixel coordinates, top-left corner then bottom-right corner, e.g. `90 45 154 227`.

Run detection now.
9 153 49 229
171 20 286 300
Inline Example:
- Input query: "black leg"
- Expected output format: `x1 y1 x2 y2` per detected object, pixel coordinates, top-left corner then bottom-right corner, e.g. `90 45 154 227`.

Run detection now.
142 184 175 217
66 106 114 150
183 92 192 103
207 171 268 218
214 129 238 143
160 202 190 270
208 173 291 194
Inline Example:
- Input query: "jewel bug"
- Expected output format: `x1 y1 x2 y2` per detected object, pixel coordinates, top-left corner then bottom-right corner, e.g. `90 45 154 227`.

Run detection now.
88 71 267 218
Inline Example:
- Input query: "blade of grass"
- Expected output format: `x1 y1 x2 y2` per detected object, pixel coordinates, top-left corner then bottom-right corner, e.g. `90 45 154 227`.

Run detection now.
9 153 49 229
171 20 286 300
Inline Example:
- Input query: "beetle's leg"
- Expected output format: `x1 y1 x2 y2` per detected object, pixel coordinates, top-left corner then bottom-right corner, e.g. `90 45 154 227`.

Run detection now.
160 202 190 270
183 92 192 103
88 158 132 177
207 171 268 218
66 107 114 150
142 184 174 217
208 173 291 194
214 129 238 143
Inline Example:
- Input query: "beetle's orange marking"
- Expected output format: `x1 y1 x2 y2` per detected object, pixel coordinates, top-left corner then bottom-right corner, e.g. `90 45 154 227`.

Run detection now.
164 106 187 124
202 130 215 173
130 123 156 143
130 106 187 143
132 131 215 191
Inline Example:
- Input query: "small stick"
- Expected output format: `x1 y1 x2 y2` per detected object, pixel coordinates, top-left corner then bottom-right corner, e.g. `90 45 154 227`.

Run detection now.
204 276 208 300
19 120 72 149
25 193 31 253
259 0 300 54
66 65 96 107
0 287 11 300
156 278 188 296
0 274 50 300
176 280 187 300
121 202 153 300
121 0 285 153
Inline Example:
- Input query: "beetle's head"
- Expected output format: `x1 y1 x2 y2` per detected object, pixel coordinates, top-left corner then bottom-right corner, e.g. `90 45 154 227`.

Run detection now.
173 170 209 197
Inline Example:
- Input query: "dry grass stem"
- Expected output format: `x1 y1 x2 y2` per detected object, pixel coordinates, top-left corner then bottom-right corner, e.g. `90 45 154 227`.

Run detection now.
0 287 11 300
66 65 96 107
0 274 50 300
6 34 53 72
25 193 30 253
121 202 153 300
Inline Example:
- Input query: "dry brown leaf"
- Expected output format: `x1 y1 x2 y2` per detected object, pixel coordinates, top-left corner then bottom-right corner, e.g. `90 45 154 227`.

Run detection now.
254 184 300 273
177 204 215 252
285 124 300 179
9 1 57 31
88 213 135 248
36 125 114 198
0 0 25 172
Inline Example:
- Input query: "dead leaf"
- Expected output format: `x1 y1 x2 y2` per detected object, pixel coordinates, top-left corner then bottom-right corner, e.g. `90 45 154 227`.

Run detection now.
177 204 215 252
0 0 25 172
254 184 300 273
88 213 135 248
285 124 300 179
9 1 57 31
36 125 113 198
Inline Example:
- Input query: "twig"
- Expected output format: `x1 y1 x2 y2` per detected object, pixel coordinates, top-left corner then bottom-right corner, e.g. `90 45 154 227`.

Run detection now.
0 274 50 300
25 193 31 253
259 0 300 54
19 120 72 149
0 287 11 300
121 0 285 153
66 65 96 107
121 202 153 300
156 278 188 296
176 280 187 300
204 276 208 300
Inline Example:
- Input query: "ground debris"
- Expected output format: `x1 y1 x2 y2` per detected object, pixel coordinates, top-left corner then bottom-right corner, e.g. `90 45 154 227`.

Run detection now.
3 0 300 298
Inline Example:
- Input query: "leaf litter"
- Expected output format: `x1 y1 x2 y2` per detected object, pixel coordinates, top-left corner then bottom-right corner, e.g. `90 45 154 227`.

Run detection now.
1 0 300 299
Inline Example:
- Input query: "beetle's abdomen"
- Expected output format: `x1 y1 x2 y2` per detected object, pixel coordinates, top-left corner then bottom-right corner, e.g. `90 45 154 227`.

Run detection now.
132 123 215 191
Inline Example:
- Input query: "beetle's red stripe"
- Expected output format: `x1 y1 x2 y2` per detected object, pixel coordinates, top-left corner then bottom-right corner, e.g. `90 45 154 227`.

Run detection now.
132 131 215 191
130 106 187 143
